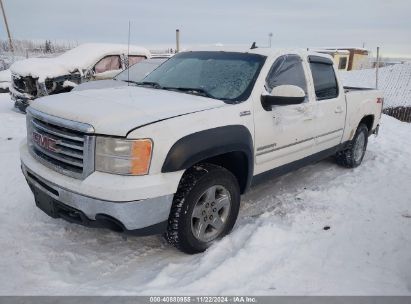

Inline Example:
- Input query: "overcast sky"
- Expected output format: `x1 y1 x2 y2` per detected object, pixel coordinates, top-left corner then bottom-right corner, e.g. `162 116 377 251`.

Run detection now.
1 0 411 57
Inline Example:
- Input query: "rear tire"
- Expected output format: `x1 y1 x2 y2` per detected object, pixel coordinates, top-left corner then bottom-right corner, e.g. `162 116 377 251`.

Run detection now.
336 124 369 168
165 163 240 254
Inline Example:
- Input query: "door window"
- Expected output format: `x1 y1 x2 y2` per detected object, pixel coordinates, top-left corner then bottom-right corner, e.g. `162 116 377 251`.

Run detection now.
94 55 121 73
309 59 339 100
266 55 307 95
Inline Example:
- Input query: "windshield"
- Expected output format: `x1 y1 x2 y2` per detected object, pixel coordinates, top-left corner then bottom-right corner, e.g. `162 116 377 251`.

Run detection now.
115 58 167 82
141 51 266 102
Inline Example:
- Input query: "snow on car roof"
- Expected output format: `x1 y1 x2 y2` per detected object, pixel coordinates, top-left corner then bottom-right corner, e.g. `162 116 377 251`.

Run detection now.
10 43 151 82
58 43 151 66
310 48 351 55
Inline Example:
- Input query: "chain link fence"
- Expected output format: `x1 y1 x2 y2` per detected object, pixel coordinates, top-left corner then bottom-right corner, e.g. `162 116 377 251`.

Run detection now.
383 107 411 123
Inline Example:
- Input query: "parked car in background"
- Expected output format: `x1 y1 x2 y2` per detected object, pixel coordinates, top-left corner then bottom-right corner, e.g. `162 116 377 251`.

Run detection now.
20 48 382 254
72 57 168 92
9 43 151 111
0 69 11 93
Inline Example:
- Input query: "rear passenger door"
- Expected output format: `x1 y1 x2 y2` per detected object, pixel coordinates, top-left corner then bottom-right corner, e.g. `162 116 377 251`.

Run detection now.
308 56 346 153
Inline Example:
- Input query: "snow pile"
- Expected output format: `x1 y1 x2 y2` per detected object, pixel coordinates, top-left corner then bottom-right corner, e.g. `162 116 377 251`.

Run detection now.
10 43 151 82
340 63 411 108
0 93 410 295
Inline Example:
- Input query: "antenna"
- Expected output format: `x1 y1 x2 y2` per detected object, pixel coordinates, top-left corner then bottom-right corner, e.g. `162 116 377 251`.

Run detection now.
250 42 257 49
127 20 131 86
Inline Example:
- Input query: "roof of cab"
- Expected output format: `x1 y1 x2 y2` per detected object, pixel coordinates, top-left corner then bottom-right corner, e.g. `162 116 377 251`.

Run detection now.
182 45 333 60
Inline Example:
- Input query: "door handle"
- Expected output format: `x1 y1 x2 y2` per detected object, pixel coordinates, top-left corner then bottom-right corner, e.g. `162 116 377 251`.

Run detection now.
334 106 343 114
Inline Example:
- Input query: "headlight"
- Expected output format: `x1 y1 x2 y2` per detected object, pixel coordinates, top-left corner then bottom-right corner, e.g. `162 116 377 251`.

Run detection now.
95 137 153 175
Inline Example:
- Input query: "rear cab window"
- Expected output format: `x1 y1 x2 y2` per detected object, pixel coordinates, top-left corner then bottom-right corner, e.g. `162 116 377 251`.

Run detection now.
309 56 339 100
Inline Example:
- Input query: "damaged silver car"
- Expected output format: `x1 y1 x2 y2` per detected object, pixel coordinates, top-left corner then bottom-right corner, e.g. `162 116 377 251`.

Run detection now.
9 43 150 112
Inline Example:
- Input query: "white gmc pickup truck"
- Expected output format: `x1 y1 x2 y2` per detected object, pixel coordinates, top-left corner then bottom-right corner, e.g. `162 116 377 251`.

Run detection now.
20 47 383 254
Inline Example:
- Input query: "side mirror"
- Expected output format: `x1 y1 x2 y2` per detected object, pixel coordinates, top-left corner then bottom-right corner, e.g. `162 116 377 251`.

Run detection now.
261 85 305 110
83 68 94 80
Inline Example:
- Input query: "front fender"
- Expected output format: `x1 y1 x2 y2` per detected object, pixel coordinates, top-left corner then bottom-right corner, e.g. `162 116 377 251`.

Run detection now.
161 125 254 188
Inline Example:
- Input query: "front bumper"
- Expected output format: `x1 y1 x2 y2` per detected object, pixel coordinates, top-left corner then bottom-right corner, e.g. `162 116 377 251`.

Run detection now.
22 164 173 235
10 86 34 112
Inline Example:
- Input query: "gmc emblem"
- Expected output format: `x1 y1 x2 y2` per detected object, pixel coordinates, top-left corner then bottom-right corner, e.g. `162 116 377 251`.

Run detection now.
32 131 57 153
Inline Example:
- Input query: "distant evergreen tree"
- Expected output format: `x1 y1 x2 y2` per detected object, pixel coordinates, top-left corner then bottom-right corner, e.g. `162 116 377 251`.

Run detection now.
45 40 52 53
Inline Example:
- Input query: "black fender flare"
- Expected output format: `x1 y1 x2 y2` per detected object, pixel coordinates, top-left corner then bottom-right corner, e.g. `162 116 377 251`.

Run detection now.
161 125 254 191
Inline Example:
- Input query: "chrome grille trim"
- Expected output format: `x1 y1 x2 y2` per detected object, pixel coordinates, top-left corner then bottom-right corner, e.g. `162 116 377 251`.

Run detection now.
28 107 95 134
31 119 85 142
26 107 95 180
33 144 84 168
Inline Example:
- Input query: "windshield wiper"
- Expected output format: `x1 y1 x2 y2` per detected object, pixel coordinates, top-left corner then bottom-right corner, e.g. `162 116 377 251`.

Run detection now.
164 87 215 99
120 79 138 84
136 81 163 89
135 83 221 100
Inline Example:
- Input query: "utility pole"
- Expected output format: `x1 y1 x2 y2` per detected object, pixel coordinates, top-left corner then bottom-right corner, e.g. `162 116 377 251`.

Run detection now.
268 32 273 48
0 0 13 52
176 29 180 53
376 46 380 89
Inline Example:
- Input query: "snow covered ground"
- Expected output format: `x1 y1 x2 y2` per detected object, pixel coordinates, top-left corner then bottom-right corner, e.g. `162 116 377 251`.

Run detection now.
340 63 411 108
0 93 410 295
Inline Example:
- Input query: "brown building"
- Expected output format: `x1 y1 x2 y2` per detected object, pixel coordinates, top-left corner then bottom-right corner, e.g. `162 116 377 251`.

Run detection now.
312 48 369 71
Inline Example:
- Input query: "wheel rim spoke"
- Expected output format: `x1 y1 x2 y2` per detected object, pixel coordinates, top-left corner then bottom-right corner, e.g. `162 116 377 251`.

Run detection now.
203 186 217 203
192 204 204 219
210 216 224 230
195 222 207 239
215 194 230 211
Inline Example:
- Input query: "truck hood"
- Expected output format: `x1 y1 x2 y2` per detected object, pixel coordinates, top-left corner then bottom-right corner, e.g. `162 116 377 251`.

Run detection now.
72 79 126 92
10 57 80 82
30 86 227 136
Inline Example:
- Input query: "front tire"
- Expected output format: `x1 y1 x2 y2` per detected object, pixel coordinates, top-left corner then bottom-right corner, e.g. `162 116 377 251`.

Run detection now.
165 163 240 254
336 123 369 168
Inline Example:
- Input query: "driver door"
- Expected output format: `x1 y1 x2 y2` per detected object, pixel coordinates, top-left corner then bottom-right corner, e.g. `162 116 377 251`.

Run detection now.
253 54 318 174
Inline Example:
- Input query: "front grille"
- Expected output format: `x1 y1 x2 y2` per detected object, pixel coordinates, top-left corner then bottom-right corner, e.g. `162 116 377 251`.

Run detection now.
12 74 38 95
26 108 95 179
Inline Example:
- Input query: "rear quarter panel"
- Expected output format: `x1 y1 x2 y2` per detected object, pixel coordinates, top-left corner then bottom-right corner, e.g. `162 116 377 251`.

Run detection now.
342 89 383 142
